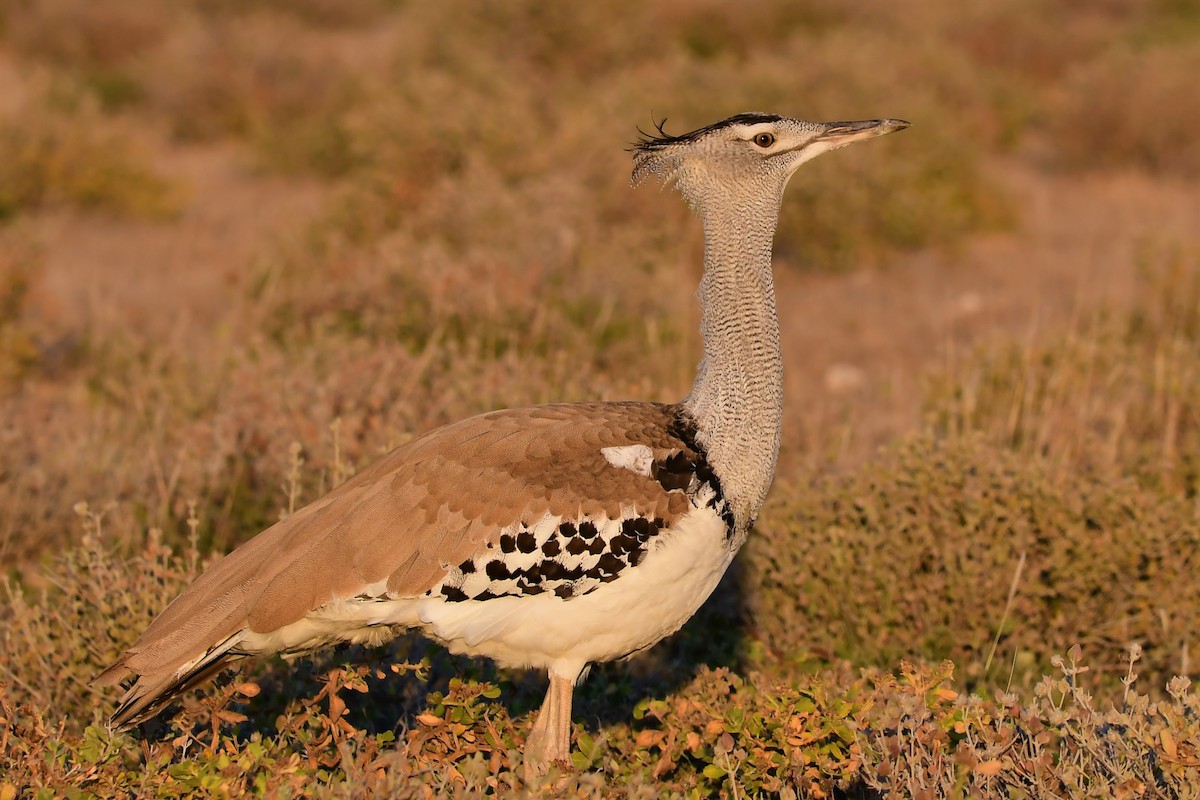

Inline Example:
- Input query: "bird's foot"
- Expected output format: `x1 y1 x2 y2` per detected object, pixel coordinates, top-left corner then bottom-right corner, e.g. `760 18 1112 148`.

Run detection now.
523 671 576 783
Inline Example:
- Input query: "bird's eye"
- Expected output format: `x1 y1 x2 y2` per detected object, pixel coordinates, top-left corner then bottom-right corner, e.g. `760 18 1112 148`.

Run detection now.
753 132 776 148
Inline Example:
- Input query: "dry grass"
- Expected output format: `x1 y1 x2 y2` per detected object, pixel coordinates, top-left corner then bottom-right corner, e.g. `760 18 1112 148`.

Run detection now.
2 0 1200 796
1046 42 1200 176
927 258 1200 495
4 503 1199 797
0 0 1030 562
0 83 177 221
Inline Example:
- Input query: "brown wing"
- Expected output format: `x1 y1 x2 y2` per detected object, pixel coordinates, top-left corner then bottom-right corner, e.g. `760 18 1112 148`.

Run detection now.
97 401 698 722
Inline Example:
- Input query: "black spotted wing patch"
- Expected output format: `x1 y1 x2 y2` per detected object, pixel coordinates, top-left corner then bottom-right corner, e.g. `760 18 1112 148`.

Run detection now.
425 513 668 603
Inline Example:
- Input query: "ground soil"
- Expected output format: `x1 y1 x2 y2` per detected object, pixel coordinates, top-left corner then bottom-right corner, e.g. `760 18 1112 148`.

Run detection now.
27 144 325 345
775 158 1200 473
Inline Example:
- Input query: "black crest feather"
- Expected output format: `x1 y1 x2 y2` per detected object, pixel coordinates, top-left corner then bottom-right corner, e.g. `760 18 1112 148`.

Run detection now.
630 112 785 154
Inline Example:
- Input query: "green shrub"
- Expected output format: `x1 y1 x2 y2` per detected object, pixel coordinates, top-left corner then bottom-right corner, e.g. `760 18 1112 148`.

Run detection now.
748 434 1200 695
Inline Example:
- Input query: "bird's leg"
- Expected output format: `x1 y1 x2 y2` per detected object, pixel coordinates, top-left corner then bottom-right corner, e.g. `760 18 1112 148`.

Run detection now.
523 671 576 781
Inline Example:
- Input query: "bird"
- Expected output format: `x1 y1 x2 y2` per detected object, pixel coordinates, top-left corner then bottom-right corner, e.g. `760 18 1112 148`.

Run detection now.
96 112 909 778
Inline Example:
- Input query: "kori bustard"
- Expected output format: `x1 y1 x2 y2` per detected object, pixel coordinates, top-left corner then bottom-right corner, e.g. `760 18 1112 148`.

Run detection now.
98 112 909 777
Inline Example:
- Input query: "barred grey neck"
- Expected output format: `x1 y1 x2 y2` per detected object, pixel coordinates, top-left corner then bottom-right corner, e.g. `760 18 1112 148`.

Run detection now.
682 186 785 539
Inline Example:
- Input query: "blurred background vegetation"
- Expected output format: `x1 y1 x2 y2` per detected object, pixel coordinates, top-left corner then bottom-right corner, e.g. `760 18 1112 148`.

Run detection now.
2 0 1200 795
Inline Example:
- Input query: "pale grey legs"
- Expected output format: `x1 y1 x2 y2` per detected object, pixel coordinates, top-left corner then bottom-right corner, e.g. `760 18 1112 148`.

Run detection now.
524 672 575 781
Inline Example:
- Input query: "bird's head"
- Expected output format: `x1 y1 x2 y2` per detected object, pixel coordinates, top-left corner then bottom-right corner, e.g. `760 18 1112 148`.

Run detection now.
631 112 909 208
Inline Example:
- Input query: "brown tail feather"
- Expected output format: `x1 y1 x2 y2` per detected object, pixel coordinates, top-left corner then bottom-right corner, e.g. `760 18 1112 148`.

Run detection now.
93 657 131 689
106 638 243 729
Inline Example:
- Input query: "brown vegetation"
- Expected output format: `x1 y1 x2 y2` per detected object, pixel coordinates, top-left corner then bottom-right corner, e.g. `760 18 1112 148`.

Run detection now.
2 0 1200 795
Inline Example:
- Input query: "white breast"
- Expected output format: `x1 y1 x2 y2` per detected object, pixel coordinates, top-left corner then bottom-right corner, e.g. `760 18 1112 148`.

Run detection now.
409 505 732 677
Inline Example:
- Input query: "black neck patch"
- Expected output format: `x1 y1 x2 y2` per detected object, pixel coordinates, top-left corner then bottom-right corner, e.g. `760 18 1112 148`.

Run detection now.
664 407 735 538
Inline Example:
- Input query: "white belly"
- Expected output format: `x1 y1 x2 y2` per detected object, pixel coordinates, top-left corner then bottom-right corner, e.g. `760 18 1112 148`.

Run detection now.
242 505 735 682
413 506 733 678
